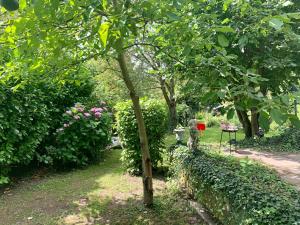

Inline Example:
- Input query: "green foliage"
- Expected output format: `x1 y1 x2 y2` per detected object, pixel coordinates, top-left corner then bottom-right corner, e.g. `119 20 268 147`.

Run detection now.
43 102 112 167
195 111 240 128
115 99 168 174
0 74 93 184
239 127 300 152
0 0 19 11
176 103 191 126
170 146 300 225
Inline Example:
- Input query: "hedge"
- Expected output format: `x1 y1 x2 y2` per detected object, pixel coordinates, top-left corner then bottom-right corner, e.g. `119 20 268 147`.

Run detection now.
0 74 93 184
171 146 300 225
115 98 168 174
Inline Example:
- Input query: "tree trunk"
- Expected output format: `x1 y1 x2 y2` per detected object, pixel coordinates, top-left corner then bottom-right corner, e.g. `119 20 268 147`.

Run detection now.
117 52 153 206
160 77 177 131
251 108 259 137
168 100 177 131
236 109 252 138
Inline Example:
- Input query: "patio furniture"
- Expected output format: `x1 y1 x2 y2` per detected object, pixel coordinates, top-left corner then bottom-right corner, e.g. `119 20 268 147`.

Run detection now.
219 122 238 153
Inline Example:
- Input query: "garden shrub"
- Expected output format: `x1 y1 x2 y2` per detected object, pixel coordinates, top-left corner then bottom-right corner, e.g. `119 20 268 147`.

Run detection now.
170 146 300 225
115 99 168 174
0 74 94 184
43 102 112 167
238 127 300 152
177 103 192 126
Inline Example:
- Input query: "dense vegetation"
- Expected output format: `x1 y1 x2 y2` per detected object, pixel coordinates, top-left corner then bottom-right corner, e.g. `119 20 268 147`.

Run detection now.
116 99 168 174
0 73 94 184
239 127 300 152
43 102 112 167
171 146 300 225
0 0 299 219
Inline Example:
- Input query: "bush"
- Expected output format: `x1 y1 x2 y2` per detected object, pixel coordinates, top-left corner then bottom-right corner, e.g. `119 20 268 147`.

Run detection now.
177 103 192 126
170 146 300 225
43 102 112 167
0 74 94 184
115 99 168 174
239 127 300 152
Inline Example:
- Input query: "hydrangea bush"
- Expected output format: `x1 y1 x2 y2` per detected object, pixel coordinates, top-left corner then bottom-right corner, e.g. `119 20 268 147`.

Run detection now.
42 102 112 167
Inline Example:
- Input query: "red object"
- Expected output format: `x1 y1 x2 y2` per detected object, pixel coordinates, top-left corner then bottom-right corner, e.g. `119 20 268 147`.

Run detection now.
197 123 206 131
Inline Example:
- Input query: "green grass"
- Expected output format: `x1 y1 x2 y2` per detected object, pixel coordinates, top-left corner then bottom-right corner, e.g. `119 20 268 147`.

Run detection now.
165 126 244 148
0 150 205 225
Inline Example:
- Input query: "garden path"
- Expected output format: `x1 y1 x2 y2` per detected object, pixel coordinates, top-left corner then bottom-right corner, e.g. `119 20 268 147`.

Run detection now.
227 149 300 190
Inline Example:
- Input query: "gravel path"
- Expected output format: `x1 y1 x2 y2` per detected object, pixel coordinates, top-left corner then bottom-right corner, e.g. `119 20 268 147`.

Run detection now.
228 149 300 190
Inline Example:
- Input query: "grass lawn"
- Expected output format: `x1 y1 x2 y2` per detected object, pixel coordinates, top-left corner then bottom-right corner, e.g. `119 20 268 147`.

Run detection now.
165 126 245 148
0 149 205 225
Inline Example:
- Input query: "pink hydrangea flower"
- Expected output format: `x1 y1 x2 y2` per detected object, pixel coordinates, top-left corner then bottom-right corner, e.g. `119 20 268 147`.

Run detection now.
94 112 102 118
91 107 103 113
84 112 91 117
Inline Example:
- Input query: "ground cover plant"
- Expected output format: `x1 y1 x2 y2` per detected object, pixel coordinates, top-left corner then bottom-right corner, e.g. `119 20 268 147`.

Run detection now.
238 127 300 152
170 146 300 225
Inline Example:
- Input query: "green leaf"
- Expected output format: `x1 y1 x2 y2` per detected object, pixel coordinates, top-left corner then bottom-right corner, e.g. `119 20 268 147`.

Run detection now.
167 12 180 21
259 111 270 132
289 115 300 128
214 26 235 33
286 12 300 20
281 95 289 105
102 0 107 9
270 109 286 124
19 0 26 10
269 18 284 30
223 0 233 12
227 108 235 120
218 34 229 47
98 22 110 48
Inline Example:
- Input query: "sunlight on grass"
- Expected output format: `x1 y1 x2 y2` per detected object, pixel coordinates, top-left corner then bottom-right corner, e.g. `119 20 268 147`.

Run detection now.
0 150 205 225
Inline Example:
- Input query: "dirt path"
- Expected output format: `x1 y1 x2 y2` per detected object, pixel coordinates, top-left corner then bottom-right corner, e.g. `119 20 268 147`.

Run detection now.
227 149 300 190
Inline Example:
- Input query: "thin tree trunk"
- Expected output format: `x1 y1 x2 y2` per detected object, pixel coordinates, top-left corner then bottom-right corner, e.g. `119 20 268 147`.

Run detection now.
168 100 177 131
160 77 177 131
117 53 153 206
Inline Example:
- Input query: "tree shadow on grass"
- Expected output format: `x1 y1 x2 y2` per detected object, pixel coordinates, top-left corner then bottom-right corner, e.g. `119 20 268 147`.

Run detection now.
0 150 124 225
62 194 205 225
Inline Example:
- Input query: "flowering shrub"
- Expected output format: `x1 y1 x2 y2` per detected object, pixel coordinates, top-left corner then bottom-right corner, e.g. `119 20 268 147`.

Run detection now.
43 102 112 167
115 99 168 174
0 76 93 185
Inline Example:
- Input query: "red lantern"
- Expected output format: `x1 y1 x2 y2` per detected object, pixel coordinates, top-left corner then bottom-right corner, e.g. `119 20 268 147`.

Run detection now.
197 123 206 131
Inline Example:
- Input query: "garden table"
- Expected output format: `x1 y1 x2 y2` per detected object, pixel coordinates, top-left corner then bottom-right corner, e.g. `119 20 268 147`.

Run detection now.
219 123 238 153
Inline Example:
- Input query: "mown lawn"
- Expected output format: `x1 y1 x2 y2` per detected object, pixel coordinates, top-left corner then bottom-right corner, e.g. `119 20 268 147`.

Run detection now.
0 150 205 225
165 126 245 148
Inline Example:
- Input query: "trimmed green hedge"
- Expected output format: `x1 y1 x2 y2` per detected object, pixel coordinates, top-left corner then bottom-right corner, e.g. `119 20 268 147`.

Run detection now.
171 146 300 225
115 98 168 174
